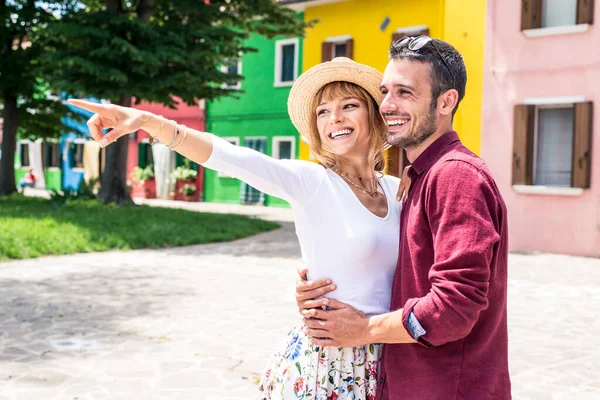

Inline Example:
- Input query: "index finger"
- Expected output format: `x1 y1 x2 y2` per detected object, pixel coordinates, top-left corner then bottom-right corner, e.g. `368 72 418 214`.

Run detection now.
68 99 111 114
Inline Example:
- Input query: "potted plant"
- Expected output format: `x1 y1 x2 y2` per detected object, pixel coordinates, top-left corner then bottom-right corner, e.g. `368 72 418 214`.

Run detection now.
171 159 199 201
130 164 156 198
180 183 197 202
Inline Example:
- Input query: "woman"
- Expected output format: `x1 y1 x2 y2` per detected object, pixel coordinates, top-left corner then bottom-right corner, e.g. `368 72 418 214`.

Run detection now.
69 57 407 399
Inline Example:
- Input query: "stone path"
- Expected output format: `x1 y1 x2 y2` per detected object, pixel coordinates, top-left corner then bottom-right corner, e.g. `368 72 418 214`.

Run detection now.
1 201 599 399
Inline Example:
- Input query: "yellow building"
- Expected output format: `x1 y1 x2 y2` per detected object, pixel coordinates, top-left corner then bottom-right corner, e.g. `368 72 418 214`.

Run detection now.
283 0 486 174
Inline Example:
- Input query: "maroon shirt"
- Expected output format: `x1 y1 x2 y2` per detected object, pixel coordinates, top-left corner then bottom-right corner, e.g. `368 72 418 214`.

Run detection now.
376 132 511 400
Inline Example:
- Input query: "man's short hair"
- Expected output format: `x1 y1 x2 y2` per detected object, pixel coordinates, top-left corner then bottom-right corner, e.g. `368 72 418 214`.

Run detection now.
389 37 467 117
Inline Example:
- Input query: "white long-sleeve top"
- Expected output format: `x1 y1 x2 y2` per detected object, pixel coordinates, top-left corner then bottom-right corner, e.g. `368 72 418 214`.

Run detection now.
203 136 401 315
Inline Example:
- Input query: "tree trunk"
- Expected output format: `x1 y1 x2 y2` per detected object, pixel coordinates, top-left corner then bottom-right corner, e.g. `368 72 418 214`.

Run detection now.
98 94 134 205
138 0 155 20
0 92 19 196
98 0 153 205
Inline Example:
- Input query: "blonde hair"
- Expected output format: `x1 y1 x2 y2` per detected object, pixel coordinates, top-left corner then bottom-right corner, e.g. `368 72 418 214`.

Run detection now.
308 81 387 172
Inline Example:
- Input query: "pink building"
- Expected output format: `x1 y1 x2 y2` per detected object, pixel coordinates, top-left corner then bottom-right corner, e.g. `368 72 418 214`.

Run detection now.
129 99 206 200
482 0 598 257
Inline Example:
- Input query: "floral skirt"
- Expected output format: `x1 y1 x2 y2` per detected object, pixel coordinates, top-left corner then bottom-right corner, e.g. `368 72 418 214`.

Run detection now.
257 324 381 400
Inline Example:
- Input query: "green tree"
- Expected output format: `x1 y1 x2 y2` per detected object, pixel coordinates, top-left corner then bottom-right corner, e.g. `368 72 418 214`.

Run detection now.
0 1 74 196
43 0 309 205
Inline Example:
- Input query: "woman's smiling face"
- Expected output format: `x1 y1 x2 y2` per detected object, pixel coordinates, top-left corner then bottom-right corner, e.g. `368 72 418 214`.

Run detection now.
315 95 370 159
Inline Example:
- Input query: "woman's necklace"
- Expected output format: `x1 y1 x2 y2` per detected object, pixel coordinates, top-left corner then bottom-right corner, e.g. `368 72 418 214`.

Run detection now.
342 170 377 184
332 167 381 198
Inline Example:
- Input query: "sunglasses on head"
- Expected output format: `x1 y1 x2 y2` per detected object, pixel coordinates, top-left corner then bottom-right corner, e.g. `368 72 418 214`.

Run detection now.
396 35 456 89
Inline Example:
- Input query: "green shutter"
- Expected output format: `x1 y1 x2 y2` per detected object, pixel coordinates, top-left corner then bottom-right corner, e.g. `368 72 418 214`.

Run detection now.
138 143 147 168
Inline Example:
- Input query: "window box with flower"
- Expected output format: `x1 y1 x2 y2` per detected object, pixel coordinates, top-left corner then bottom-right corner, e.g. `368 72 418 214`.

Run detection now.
180 183 197 202
130 164 156 199
171 159 200 201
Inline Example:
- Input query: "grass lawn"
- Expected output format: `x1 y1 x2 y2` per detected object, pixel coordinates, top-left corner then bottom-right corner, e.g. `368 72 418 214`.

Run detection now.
0 195 280 261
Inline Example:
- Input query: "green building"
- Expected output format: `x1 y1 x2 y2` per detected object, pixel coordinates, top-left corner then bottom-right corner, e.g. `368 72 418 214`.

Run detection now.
15 140 62 192
204 33 302 208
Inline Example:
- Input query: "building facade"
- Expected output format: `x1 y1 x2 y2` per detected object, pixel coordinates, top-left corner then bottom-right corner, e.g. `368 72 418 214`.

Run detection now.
481 0 598 257
204 32 302 207
287 0 486 177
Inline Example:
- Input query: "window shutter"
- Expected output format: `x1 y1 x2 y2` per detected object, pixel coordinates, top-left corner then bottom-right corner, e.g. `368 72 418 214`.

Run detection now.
46 144 53 167
577 0 594 24
521 0 542 30
52 143 60 167
138 142 146 168
41 144 47 168
512 105 535 185
344 38 354 59
69 143 75 168
322 42 333 62
572 102 593 188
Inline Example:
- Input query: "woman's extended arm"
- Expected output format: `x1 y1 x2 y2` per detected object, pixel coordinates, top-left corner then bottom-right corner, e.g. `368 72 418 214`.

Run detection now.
68 99 323 206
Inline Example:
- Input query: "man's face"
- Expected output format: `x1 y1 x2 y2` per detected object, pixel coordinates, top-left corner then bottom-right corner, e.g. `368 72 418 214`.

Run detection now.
379 59 437 148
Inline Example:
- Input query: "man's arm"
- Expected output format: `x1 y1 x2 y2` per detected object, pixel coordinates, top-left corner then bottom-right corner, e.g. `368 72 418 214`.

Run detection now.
403 160 501 347
368 310 420 344
302 299 417 347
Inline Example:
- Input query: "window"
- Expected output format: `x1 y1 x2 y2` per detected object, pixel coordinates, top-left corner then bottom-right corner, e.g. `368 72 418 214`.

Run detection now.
20 143 30 167
321 35 353 62
333 43 347 58
223 137 240 147
221 58 242 90
138 142 154 168
535 106 573 186
512 101 593 189
542 0 578 27
69 142 85 169
240 137 267 205
45 143 60 168
521 0 594 31
273 137 295 160
274 38 299 87
218 137 240 177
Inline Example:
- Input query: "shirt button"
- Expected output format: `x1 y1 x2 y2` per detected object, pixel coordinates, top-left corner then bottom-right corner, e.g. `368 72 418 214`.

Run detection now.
378 377 385 384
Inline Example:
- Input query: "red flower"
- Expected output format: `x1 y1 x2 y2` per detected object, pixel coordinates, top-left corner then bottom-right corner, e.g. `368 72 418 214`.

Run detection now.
327 393 339 400
294 377 304 392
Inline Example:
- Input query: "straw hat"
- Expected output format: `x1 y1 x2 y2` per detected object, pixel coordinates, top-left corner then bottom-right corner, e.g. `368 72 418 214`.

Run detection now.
288 57 384 142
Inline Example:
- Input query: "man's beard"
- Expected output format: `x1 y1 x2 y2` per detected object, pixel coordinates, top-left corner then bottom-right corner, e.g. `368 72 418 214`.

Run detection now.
385 103 437 149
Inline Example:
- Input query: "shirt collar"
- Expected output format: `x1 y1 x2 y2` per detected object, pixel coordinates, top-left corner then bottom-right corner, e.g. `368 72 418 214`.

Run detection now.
409 131 460 177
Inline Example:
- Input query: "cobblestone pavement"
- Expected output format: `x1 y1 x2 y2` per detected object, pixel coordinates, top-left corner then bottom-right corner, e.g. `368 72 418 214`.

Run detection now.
1 201 599 399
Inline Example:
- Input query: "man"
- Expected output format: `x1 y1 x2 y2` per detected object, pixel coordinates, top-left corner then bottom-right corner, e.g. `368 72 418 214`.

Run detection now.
296 36 511 399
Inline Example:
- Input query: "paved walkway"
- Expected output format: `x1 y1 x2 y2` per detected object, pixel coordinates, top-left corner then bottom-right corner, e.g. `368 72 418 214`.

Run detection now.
1 200 599 399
